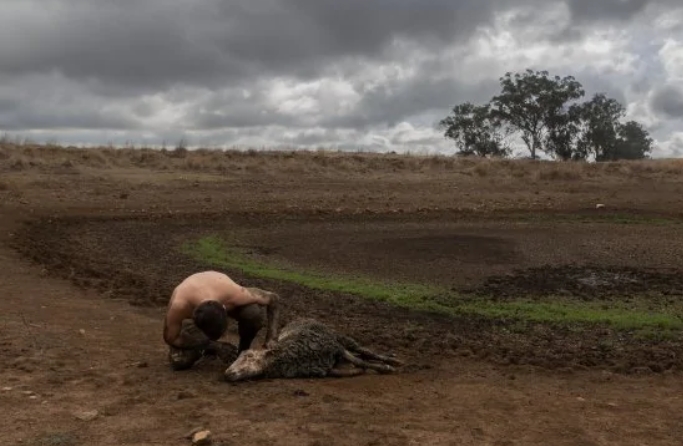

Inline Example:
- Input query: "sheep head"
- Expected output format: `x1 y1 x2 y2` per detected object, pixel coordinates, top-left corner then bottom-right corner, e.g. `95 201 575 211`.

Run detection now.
223 349 269 382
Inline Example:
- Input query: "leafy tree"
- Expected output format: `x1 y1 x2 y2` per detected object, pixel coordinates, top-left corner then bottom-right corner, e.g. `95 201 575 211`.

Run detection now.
575 93 624 161
612 121 653 160
489 69 585 159
440 69 655 161
438 102 510 158
543 103 584 160
574 94 653 161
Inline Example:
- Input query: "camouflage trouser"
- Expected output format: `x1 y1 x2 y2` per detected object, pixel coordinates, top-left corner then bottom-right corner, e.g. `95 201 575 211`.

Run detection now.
168 303 265 371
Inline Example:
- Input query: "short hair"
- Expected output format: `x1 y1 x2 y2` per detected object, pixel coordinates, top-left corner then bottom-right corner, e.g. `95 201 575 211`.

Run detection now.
193 301 228 341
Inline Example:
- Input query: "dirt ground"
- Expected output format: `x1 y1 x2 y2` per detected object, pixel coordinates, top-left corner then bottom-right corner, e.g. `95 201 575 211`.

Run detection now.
2 148 683 445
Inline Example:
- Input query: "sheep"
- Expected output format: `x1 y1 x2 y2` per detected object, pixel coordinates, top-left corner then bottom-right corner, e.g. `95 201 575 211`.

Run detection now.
223 318 403 381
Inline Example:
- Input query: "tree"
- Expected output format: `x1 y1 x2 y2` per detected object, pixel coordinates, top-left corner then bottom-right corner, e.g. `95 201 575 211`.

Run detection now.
489 69 585 159
543 103 584 160
612 121 653 160
575 93 624 161
438 102 510 158
573 94 653 161
440 69 654 161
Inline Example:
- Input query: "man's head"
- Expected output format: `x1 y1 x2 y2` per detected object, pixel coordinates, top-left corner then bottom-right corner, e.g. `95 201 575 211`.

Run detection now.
192 300 228 341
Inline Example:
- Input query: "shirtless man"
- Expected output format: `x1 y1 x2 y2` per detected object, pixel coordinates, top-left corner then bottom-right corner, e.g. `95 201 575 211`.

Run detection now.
163 271 281 371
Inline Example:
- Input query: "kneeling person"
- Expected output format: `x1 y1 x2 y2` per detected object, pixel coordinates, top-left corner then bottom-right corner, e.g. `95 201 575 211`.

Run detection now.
163 271 280 371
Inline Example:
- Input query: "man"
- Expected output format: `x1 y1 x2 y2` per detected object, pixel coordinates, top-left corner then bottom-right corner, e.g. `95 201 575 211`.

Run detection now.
163 270 281 371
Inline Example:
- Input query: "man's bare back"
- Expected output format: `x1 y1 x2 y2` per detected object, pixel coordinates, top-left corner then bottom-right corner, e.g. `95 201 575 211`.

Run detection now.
163 271 280 356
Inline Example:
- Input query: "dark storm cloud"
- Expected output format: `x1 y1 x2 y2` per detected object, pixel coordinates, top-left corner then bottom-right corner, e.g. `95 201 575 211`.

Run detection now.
0 108 138 131
0 72 141 131
1 0 676 93
512 0 678 44
650 84 683 118
0 0 507 91
565 0 650 21
1 0 681 157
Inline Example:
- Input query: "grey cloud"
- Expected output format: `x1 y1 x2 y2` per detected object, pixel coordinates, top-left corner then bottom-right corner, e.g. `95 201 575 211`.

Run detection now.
0 74 141 131
1 0 681 158
322 77 500 130
185 87 300 129
1 0 509 92
650 84 683 118
0 108 138 131
574 71 629 105
505 0 677 41
2 1 677 92
192 108 299 130
564 0 683 23
671 137 683 157
566 0 650 21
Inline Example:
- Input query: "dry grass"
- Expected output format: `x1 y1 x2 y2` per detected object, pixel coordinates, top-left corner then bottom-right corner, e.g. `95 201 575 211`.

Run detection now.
1 141 683 182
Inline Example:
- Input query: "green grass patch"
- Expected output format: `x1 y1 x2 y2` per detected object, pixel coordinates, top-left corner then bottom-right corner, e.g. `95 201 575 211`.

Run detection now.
456 300 683 331
182 235 683 332
181 235 449 312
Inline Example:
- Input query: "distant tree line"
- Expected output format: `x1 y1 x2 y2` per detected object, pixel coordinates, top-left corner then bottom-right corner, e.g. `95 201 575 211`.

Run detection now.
439 69 654 161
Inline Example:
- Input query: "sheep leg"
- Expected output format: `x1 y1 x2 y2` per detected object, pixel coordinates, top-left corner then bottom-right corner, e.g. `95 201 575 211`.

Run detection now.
337 334 404 367
328 367 367 378
350 346 404 367
342 350 396 374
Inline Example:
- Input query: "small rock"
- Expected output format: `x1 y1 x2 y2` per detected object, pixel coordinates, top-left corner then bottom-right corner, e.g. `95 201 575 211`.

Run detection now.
2 387 12 392
185 427 204 439
177 390 196 400
595 203 605 209
607 402 618 408
192 430 212 445
576 397 586 402
79 329 86 335
136 361 149 368
29 395 38 400
293 389 309 397
21 390 34 396
74 410 99 421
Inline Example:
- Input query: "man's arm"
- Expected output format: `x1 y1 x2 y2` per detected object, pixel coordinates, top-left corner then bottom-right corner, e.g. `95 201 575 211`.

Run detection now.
163 314 185 348
163 309 214 351
263 291 280 348
246 288 280 348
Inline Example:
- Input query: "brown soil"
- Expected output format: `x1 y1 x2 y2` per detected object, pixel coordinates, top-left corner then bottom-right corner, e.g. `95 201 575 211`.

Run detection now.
2 146 683 445
12 212 683 377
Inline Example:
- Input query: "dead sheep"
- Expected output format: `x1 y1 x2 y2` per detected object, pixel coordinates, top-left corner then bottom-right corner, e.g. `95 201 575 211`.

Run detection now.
223 318 403 381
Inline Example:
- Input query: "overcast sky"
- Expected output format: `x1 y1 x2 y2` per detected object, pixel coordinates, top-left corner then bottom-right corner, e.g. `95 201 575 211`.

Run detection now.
1 1 682 157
